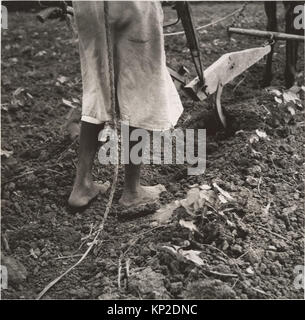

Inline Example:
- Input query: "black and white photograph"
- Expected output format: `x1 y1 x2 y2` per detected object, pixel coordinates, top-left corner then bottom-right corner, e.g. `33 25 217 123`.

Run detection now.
0 0 304 303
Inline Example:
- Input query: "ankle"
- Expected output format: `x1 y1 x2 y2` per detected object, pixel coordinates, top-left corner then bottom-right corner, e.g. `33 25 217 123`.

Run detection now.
74 176 93 189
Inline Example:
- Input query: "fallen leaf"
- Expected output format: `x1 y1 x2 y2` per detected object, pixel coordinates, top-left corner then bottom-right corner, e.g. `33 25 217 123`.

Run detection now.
199 184 211 190
29 248 38 259
1 104 9 111
249 134 259 144
62 98 76 109
218 194 228 204
57 76 69 84
181 249 204 266
152 200 180 224
255 129 267 139
13 87 25 96
274 97 282 104
35 50 47 57
163 245 204 266
288 85 301 94
287 105 296 116
72 97 80 104
180 188 216 214
213 182 235 202
246 266 254 275
179 219 198 232
283 90 300 104
1 149 13 158
269 88 282 97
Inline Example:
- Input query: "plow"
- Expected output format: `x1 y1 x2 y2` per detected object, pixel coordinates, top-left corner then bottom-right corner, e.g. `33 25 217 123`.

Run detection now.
37 1 305 129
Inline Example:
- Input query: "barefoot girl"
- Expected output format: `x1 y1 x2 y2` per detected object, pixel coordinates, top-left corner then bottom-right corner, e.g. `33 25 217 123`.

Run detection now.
68 1 183 208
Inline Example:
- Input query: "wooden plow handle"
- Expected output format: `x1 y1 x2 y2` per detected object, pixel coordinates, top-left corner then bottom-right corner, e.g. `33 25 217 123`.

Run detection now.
175 2 206 87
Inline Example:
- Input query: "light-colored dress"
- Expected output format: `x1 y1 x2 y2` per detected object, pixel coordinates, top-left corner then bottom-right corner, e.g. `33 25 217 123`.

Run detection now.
73 1 183 131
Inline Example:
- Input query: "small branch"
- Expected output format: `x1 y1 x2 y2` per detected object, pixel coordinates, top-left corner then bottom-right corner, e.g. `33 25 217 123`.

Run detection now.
57 138 77 162
257 176 263 196
3 170 34 185
118 257 122 290
54 254 83 260
125 258 130 290
256 224 292 244
202 268 238 278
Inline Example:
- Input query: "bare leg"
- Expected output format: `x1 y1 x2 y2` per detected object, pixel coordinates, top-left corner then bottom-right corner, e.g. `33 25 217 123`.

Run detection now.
119 126 165 207
68 121 109 207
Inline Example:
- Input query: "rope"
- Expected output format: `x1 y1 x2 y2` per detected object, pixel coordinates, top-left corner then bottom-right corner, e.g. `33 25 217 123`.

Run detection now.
36 1 119 300
164 4 246 37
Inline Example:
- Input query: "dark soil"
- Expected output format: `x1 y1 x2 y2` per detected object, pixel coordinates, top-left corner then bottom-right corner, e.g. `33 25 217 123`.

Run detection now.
1 2 304 299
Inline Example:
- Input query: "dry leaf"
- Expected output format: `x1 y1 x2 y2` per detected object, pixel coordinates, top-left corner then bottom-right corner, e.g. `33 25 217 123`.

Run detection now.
62 98 76 109
269 88 282 97
287 106 296 116
283 90 300 104
246 266 254 274
274 97 282 104
255 129 267 139
57 76 69 84
1 149 13 158
35 50 47 57
199 184 211 190
163 246 204 266
218 194 228 204
179 219 198 232
181 249 204 266
213 182 235 202
249 134 259 144
152 200 180 224
180 188 216 214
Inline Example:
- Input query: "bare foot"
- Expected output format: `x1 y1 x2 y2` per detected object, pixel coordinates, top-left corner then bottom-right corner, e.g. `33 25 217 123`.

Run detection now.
119 184 166 208
68 181 110 207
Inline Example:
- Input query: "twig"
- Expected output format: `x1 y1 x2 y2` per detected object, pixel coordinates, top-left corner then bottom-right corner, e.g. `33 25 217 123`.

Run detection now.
257 176 263 196
260 104 271 115
241 281 273 297
46 169 64 176
56 138 77 162
233 76 246 93
55 254 83 260
256 224 292 244
122 225 167 257
125 258 130 290
199 243 231 261
80 223 94 241
252 287 272 297
237 250 249 260
118 256 122 290
3 170 34 185
231 278 239 289
1 234 10 252
202 268 238 278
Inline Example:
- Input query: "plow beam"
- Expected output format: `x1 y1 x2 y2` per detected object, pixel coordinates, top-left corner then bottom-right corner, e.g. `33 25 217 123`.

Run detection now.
228 27 305 42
